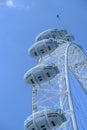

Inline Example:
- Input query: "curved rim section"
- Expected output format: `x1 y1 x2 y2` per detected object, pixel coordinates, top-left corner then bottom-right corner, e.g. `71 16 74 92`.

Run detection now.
68 44 87 94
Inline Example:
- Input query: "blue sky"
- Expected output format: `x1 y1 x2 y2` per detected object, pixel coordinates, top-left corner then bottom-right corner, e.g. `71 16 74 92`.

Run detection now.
0 0 87 130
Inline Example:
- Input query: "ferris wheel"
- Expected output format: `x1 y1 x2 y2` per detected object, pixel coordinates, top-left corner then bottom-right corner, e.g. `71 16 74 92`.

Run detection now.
24 29 87 130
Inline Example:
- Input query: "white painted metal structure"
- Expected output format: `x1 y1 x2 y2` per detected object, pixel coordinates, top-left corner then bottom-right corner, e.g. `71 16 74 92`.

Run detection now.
24 29 87 130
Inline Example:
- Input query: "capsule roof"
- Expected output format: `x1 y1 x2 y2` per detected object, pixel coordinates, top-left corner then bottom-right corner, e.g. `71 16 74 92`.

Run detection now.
35 29 67 42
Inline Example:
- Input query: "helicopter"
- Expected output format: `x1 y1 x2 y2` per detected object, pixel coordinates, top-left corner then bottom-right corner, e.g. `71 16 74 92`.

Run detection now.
56 11 63 20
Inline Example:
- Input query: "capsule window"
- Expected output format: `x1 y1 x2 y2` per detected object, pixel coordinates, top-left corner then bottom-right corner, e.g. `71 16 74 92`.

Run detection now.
38 76 43 81
41 125 46 130
46 72 51 78
51 121 56 126
67 38 70 41
41 125 45 128
47 46 51 51
52 34 55 38
40 49 45 54
30 79 35 84
34 51 38 56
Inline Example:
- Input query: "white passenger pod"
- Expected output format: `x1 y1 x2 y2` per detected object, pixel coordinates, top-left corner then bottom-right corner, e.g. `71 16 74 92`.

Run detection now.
24 64 59 85
35 29 67 42
28 38 58 58
24 108 66 130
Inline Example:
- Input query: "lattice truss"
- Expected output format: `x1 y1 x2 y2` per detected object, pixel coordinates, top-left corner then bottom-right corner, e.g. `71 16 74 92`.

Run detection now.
24 29 87 130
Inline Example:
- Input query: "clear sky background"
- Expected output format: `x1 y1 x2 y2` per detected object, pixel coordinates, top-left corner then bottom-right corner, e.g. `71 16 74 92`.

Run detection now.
0 0 87 130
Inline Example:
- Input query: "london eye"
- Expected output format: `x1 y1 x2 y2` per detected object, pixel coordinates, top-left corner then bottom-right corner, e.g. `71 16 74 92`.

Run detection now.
24 29 87 130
